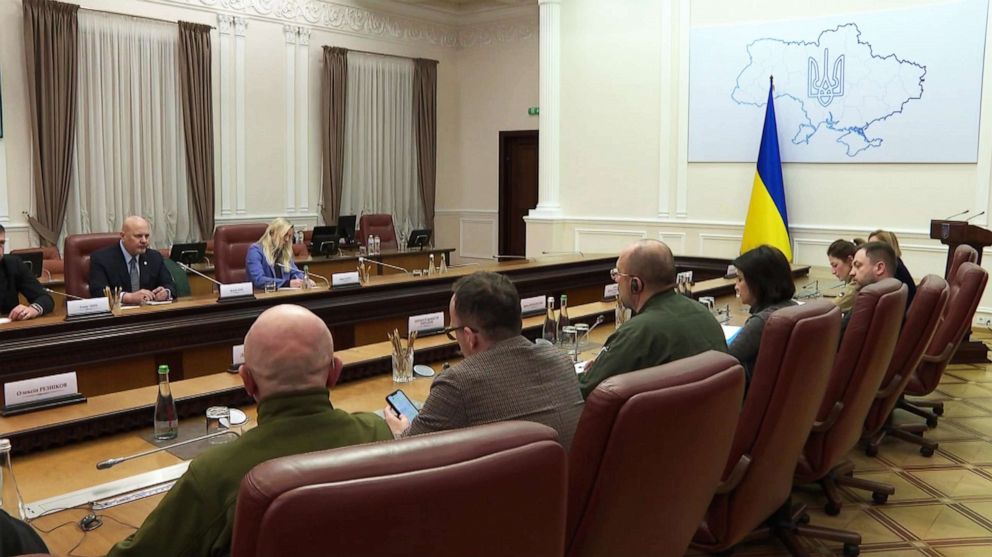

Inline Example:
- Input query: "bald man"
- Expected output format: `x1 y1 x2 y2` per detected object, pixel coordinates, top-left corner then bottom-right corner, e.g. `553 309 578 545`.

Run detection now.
108 305 392 557
88 216 177 303
578 239 728 398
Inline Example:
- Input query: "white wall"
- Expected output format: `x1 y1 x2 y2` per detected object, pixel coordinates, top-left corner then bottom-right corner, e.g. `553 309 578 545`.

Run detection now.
529 0 992 319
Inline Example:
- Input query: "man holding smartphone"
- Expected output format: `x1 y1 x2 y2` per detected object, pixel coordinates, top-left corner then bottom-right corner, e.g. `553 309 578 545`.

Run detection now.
384 272 584 450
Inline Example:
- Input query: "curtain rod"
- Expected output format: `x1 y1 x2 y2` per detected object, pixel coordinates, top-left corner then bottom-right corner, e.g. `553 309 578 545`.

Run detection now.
335 47 438 65
79 7 216 29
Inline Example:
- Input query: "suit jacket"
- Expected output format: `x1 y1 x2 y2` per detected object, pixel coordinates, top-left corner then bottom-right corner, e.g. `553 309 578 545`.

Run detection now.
405 335 585 451
0 255 54 315
88 243 177 299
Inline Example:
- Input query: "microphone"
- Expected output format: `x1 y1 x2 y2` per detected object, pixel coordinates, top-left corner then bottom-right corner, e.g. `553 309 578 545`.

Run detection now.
583 315 606 341
541 251 584 257
967 211 986 222
277 263 330 289
176 261 223 287
45 288 86 301
492 255 528 261
945 209 970 220
97 430 240 470
358 257 410 274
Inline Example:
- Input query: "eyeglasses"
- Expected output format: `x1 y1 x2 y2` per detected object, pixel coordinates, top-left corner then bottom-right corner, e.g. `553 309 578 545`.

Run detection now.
610 268 634 282
443 324 478 341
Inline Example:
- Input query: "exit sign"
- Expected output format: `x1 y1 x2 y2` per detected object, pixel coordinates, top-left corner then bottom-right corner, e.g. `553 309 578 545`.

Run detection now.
527 107 539 116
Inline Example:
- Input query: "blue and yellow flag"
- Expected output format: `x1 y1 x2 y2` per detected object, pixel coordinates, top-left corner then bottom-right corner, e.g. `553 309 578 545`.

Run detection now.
741 78 792 261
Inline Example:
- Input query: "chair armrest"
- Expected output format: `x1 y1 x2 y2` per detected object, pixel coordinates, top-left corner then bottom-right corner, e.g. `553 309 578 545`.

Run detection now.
875 374 905 399
811 401 844 432
715 454 752 494
920 342 955 364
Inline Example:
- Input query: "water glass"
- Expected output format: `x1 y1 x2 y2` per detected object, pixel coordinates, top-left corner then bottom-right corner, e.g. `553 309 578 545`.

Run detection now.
574 323 590 352
560 325 578 362
392 350 414 383
205 406 231 444
264 281 277 294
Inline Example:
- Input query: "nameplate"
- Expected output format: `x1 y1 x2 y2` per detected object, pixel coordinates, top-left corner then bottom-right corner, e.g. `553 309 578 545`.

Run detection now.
5 372 79 406
521 295 545 316
219 282 254 300
409 312 445 335
603 283 619 300
724 265 738 279
233 344 245 366
67 298 111 318
332 272 361 288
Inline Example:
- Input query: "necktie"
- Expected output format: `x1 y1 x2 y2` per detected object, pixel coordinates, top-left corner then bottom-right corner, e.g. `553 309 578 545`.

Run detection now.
129 257 140 292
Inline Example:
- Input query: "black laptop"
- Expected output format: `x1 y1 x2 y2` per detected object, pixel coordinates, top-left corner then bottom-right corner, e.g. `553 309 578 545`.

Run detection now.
17 252 44 278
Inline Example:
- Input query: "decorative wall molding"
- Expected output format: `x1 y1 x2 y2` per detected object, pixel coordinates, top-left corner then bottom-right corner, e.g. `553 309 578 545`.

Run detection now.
0 140 8 223
284 24 297 214
217 14 248 215
657 231 686 254
574 228 646 254
674 0 690 217
457 16 538 48
458 217 498 259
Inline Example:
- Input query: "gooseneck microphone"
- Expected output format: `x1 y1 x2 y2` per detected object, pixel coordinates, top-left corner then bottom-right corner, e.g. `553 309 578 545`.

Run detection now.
945 209 970 220
45 288 86 301
277 263 330 289
966 211 986 222
492 255 528 261
541 251 585 257
176 261 223 287
358 256 411 274
97 430 241 470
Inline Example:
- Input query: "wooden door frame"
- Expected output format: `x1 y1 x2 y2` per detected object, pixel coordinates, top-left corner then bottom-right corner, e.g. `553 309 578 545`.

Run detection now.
498 129 539 255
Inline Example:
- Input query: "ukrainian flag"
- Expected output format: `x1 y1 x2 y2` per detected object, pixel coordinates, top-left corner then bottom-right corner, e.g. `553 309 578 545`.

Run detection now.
741 77 792 261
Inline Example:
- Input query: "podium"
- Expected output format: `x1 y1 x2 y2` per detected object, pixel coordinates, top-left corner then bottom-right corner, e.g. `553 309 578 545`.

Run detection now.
930 219 992 363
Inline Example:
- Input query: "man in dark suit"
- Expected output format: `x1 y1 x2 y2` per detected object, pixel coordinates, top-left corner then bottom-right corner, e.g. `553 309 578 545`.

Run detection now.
88 216 177 303
0 224 54 321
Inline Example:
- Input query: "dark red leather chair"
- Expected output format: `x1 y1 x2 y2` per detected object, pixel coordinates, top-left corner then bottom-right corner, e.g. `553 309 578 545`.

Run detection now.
358 213 398 249
899 261 989 431
567 351 744 557
947 244 978 283
212 224 267 284
793 278 905 532
63 233 120 299
692 301 844 556
231 421 567 557
860 275 949 462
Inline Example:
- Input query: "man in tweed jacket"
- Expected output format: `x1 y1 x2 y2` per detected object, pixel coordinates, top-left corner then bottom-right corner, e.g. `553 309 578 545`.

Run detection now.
384 272 584 450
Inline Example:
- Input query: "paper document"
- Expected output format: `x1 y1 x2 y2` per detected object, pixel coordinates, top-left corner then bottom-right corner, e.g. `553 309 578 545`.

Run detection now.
722 325 742 344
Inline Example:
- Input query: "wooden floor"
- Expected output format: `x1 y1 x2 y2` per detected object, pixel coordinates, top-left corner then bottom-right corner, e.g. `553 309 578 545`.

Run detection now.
690 328 992 556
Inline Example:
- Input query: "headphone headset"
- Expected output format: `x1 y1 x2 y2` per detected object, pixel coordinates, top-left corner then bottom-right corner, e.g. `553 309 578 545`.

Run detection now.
630 277 642 294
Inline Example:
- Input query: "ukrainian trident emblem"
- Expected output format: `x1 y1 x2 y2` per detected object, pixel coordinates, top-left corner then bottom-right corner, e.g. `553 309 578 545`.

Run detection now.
808 48 845 107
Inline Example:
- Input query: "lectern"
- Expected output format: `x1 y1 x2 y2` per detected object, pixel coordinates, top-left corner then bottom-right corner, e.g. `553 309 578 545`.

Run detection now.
930 219 992 363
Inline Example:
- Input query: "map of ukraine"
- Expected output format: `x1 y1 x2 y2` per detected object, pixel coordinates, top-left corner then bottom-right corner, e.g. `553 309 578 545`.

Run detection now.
731 23 927 157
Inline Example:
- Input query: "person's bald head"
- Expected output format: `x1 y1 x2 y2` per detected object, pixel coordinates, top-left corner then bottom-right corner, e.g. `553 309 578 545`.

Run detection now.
620 239 677 291
120 216 151 256
239 305 340 401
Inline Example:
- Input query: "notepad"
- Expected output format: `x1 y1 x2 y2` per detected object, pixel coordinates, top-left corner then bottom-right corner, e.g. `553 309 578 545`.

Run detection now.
722 325 742 344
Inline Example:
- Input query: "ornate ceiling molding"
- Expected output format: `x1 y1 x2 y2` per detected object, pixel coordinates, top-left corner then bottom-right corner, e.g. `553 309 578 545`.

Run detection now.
457 16 537 48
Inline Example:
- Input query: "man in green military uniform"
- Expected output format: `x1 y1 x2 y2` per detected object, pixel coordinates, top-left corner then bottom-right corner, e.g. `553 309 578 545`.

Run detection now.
108 305 392 557
579 240 728 398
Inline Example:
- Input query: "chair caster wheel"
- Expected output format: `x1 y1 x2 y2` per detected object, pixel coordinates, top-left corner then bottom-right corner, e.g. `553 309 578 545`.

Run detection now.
926 417 939 428
843 543 860 556
920 446 935 457
872 492 889 504
865 445 879 457
824 502 842 516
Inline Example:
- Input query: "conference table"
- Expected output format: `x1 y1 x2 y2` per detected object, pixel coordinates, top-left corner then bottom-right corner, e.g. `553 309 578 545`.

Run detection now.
4 254 821 555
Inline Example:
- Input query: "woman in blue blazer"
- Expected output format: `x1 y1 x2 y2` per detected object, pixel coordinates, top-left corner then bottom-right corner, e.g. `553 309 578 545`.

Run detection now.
246 218 306 289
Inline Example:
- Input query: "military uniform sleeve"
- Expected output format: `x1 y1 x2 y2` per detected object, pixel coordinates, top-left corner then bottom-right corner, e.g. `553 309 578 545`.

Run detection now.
404 371 466 437
578 325 667 399
13 260 53 314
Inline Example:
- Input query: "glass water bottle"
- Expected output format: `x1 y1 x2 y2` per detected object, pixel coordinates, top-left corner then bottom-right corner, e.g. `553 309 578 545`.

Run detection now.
0 439 26 521
542 297 557 344
154 365 179 440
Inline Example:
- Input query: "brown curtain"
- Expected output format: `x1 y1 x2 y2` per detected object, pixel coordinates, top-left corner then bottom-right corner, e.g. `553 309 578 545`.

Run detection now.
320 47 348 225
413 58 438 229
178 22 215 240
23 0 78 246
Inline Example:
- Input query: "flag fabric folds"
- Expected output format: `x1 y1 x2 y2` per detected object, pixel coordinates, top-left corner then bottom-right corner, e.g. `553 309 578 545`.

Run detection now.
740 78 792 261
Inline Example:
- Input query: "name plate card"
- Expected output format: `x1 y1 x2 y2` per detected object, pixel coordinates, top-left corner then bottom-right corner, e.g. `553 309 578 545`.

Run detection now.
332 272 361 288
408 312 445 335
232 344 245 366
67 298 111 318
603 283 619 300
219 282 253 299
520 295 546 315
5 372 79 406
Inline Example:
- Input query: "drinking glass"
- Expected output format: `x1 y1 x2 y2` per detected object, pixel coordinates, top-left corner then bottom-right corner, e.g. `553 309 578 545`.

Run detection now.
574 323 590 352
560 325 578 362
392 350 414 383
205 406 231 444
264 281 277 294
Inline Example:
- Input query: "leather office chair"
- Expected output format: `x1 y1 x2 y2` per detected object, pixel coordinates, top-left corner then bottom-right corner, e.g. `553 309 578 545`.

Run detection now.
357 213 399 249
861 275 949 461
212 224 267 284
230 421 567 557
693 301 845 556
10 246 63 275
947 244 978 283
899 261 988 431
63 233 120 299
794 279 905 523
567 351 744 557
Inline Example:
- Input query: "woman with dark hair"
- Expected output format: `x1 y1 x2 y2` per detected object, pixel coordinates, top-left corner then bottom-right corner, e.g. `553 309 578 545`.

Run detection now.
728 245 797 382
827 239 859 313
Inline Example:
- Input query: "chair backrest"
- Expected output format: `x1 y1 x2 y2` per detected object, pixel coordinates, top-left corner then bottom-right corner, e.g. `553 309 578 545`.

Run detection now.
695 301 840 551
63 233 120 298
358 213 398 249
231 421 567 557
798 279 906 481
213 224 267 284
947 244 978 283
567 351 744 557
908 261 989 395
862 275 949 437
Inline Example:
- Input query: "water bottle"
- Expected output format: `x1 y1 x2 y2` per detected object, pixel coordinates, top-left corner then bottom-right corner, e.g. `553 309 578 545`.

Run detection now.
558 294 571 338
154 365 179 440
542 297 557 344
0 439 26 520
367 234 374 254
302 265 311 290
428 254 436 276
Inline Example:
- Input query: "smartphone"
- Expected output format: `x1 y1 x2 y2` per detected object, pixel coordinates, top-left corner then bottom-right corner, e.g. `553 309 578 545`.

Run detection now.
386 389 419 421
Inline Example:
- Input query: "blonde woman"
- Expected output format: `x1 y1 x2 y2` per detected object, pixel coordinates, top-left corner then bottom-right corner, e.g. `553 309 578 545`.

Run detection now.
868 229 916 307
246 218 306 289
